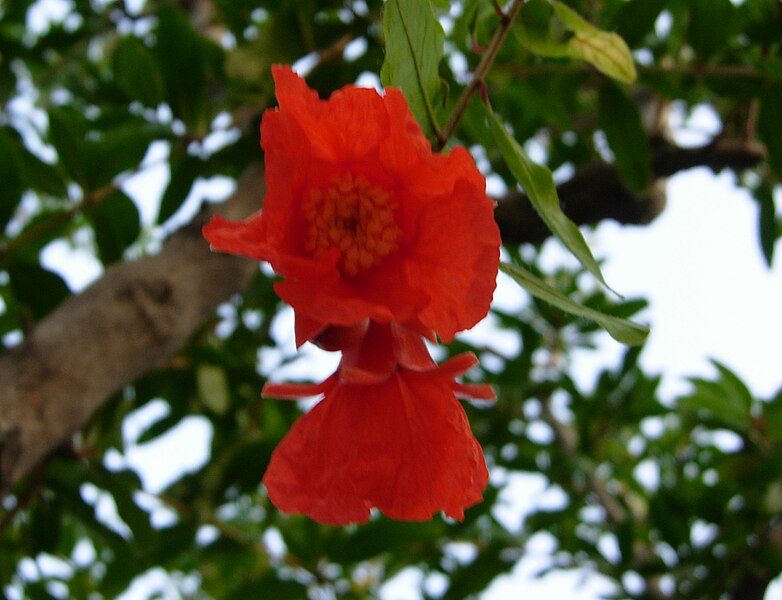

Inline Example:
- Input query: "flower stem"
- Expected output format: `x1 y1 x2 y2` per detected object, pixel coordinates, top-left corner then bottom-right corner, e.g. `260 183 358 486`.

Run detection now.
435 0 525 152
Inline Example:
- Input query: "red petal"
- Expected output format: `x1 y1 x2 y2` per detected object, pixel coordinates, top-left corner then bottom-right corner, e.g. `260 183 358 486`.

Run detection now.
405 174 501 342
262 367 488 524
262 375 336 400
202 212 271 261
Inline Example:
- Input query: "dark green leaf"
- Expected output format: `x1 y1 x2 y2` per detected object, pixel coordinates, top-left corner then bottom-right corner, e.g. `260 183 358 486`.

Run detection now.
158 154 201 223
88 190 141 264
8 260 71 320
17 145 68 198
82 119 168 190
380 0 444 137
598 80 651 192
759 83 782 179
48 107 88 187
687 0 736 58
612 0 666 48
499 262 649 345
30 496 62 554
227 574 305 600
679 362 754 432
443 543 510 600
113 36 165 107
0 128 23 230
755 183 777 266
156 4 210 132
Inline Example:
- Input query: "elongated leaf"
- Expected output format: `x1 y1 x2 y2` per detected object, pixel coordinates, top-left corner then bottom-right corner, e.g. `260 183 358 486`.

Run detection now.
755 183 777 266
500 262 648 345
486 108 613 292
598 81 651 192
380 0 444 136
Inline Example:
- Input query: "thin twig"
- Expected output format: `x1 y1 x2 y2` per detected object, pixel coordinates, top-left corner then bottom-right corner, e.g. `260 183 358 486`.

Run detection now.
435 0 526 151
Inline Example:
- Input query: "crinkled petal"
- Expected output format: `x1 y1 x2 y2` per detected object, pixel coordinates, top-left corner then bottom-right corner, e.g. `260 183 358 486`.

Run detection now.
405 176 501 342
205 66 499 343
262 366 488 524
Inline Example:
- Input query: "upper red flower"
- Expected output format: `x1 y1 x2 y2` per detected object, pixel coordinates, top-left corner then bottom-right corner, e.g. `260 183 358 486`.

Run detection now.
262 322 494 524
203 65 500 346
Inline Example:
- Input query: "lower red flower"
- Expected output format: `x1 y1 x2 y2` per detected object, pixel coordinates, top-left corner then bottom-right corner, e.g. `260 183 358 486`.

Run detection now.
262 323 493 525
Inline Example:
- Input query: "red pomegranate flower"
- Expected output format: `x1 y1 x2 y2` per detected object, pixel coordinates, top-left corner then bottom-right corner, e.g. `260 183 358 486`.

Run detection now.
203 65 500 345
262 323 494 524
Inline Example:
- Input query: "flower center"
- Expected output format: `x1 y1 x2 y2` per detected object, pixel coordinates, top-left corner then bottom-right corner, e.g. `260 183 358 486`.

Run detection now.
303 174 402 276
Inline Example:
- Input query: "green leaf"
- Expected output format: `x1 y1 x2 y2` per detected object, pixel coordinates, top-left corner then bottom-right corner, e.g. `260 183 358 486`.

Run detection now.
499 262 649 345
8 260 71 320
380 0 444 137
612 0 666 48
197 364 230 415
82 118 169 190
88 190 141 264
553 2 636 83
759 83 782 180
48 106 88 187
158 154 201 223
113 36 165 107
0 127 23 230
17 144 68 198
687 0 736 58
679 362 754 432
156 4 209 132
755 183 777 266
598 80 651 192
486 108 614 292
517 0 636 83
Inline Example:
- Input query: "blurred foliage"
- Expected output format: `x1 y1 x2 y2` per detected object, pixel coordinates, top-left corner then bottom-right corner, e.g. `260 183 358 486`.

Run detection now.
1 0 781 599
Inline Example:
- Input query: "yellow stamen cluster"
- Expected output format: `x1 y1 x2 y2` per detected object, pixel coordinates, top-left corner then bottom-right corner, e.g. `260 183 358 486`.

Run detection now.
303 174 401 277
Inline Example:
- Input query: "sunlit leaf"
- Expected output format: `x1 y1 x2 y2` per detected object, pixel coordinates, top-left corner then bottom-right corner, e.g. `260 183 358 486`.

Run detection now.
499 262 649 345
517 0 636 83
197 364 231 415
553 2 636 83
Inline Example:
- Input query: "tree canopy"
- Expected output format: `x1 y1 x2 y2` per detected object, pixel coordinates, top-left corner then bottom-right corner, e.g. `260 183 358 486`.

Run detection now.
1 0 781 598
